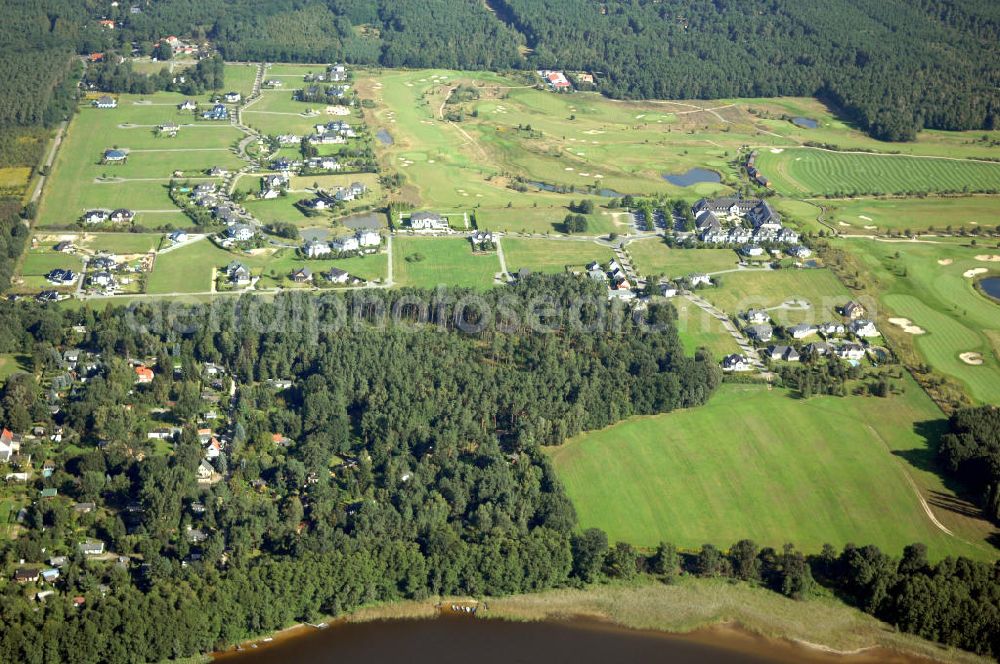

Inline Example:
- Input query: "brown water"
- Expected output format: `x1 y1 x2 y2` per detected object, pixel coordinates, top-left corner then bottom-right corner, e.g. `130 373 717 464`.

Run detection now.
214 615 936 664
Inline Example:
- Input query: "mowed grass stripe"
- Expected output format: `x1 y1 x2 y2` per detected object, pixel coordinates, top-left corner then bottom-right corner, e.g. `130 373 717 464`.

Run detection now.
756 148 1000 196
548 384 988 559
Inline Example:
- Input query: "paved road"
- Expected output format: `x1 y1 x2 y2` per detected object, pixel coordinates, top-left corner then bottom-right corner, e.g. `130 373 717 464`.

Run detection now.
683 292 763 369
495 237 511 282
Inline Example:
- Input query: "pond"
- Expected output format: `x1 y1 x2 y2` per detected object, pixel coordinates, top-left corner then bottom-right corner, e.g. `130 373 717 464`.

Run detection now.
525 181 624 197
662 168 722 187
791 117 818 129
214 615 931 664
340 212 383 231
979 276 1000 301
376 128 394 145
299 228 329 242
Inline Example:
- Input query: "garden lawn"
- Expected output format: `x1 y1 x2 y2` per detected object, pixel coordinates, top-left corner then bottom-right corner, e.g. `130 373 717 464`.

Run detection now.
700 267 852 324
627 240 738 278
393 236 500 289
501 238 613 274
755 148 1000 197
548 384 995 560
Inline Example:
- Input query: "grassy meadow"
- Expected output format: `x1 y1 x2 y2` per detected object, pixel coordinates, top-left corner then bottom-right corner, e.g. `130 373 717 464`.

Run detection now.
755 148 1000 197
548 383 996 560
699 267 853 323
392 236 500 289
501 238 613 274
826 196 1000 233
626 240 739 278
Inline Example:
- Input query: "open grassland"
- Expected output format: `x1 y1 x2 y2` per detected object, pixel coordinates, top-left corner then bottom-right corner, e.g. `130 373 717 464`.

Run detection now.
674 303 743 359
37 97 240 226
0 354 28 380
392 236 500 289
755 148 1000 197
548 384 996 560
700 267 852 323
827 197 1000 233
223 63 259 98
627 240 738 278
501 238 613 274
146 240 233 293
841 238 1000 403
476 206 615 235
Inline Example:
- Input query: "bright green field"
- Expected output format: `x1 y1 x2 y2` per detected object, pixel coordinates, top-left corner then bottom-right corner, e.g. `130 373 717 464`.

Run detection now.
223 63 259 98
701 268 853 323
476 207 615 235
673 300 743 359
842 237 1000 402
756 148 1000 197
627 240 738 279
548 384 995 560
827 197 1000 233
392 236 500 289
501 238 613 274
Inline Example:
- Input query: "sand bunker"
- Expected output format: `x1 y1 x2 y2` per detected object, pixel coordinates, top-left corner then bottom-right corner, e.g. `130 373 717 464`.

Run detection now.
889 318 926 335
960 352 984 366
975 254 1000 262
937 258 953 266
770 148 784 154
964 267 988 278
838 221 851 227
864 225 877 230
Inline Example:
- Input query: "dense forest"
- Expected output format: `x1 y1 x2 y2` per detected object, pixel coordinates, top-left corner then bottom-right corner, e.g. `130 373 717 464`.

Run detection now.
939 406 1000 524
83 0 1000 141
0 282 996 660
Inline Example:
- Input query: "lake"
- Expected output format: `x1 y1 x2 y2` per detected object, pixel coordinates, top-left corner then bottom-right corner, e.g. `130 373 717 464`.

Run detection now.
214 615 933 664
663 168 722 187
980 276 1000 300
376 128 394 145
792 117 818 129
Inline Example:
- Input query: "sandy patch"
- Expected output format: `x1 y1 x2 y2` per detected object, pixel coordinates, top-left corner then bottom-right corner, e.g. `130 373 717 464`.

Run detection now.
564 167 574 171
838 221 851 227
859 215 872 221
937 258 953 266
863 225 876 230
770 148 784 154
975 254 1000 262
889 318 926 335
964 267 988 278
959 352 984 366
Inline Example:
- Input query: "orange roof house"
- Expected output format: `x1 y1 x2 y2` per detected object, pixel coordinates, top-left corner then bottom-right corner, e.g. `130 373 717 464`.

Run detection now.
134 366 154 384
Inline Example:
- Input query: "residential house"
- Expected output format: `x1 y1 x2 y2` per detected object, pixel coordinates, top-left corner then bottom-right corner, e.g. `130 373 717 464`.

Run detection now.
73 502 96 514
739 245 765 258
688 273 712 287
408 212 449 231
747 200 782 231
843 301 866 320
83 210 109 225
324 267 350 284
721 354 753 372
788 245 812 259
789 323 817 340
79 540 106 556
470 230 495 249
46 269 77 286
331 236 360 253
659 283 677 297
746 324 773 343
744 309 769 325
0 428 21 463
304 239 332 258
290 267 313 283
179 100 197 111
89 271 115 289
693 197 758 218
223 91 241 103
194 183 217 196
835 343 866 361
14 568 39 583
803 342 833 357
54 241 73 253
169 230 189 243
851 319 879 338
203 104 228 120
356 230 381 248
818 322 846 336
109 208 135 224
227 261 252 286
134 365 154 384
93 96 117 109
40 568 60 583
103 149 127 163
197 459 215 480
227 224 254 242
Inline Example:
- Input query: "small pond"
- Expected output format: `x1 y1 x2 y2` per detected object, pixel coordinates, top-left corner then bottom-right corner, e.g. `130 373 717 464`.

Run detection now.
525 181 623 197
376 129 393 145
979 276 1000 301
662 168 722 187
791 117 818 129
340 212 383 231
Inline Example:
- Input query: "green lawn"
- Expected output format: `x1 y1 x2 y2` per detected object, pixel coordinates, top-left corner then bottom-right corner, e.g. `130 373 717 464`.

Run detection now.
826 196 1000 233
627 240 739 279
475 206 615 235
842 238 1000 403
755 148 1000 197
0 354 29 380
548 383 996 560
501 238 614 274
147 240 234 293
673 299 743 359
392 236 500 289
701 267 853 323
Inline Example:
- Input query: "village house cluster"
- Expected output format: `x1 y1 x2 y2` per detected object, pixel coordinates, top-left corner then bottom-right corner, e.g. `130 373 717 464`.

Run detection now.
693 198 800 252
302 229 381 258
